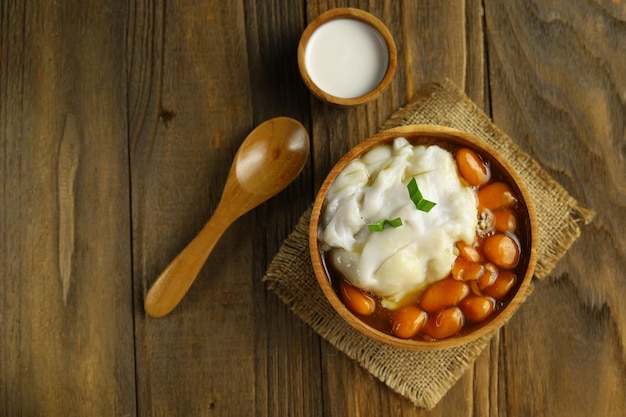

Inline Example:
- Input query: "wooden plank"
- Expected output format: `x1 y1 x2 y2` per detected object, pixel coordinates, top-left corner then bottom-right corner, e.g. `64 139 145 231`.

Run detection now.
129 1 264 415
241 1 324 416
485 0 626 415
0 0 136 415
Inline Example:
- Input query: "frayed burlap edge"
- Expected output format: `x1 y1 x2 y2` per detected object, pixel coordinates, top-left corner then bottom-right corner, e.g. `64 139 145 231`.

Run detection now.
262 79 593 409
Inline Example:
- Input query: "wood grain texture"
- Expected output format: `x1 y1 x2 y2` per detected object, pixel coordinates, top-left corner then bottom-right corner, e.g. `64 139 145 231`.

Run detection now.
485 1 626 416
128 1 262 416
0 0 135 415
1 0 624 415
241 2 322 417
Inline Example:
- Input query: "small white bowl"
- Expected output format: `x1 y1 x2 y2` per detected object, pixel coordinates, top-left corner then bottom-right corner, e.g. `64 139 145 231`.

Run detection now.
298 8 397 107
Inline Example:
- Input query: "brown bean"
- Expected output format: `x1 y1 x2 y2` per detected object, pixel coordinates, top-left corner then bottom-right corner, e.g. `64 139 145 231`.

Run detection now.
455 148 491 186
420 277 469 313
477 182 517 210
469 281 482 296
391 305 427 339
470 263 498 296
493 208 517 233
422 307 465 340
339 280 376 316
456 241 484 263
459 295 496 322
483 233 520 269
451 256 484 281
482 270 517 300
478 263 499 290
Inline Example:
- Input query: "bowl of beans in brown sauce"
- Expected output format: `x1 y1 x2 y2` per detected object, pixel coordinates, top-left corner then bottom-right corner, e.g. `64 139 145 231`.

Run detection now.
309 124 539 350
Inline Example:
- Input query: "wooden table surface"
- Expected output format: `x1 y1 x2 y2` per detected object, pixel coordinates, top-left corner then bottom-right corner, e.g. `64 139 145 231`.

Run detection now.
2 1 625 416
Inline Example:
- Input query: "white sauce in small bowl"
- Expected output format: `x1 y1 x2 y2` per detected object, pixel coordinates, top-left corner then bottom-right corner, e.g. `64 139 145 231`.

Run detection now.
319 138 478 309
304 18 389 99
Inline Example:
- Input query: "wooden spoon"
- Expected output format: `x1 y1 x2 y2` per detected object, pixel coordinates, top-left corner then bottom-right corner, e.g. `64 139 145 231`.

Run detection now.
144 117 309 318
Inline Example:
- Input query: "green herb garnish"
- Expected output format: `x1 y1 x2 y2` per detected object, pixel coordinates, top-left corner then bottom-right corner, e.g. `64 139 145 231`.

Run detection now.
367 217 403 232
407 177 437 212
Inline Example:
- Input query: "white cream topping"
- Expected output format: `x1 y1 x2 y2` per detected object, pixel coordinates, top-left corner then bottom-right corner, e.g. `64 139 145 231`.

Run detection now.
319 138 478 309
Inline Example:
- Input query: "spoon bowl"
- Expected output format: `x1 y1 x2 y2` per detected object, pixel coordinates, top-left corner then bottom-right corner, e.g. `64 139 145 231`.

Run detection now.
144 117 309 318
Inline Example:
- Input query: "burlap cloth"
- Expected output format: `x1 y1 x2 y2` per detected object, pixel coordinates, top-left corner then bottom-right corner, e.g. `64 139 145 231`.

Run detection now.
262 79 595 409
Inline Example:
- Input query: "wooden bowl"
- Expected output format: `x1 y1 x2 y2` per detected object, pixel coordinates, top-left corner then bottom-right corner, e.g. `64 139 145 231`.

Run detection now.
297 8 397 107
309 125 539 350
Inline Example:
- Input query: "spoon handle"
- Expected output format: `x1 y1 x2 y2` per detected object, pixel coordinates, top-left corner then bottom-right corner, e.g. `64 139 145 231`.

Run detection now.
144 204 233 317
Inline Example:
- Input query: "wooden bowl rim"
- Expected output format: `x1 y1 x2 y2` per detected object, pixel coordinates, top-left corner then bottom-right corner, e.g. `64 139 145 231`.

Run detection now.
309 124 539 351
297 7 398 107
